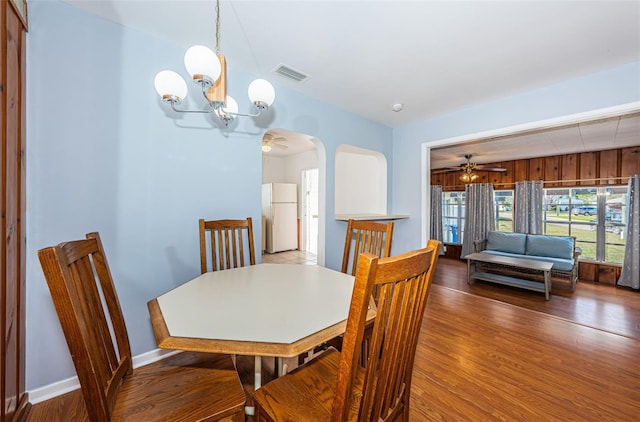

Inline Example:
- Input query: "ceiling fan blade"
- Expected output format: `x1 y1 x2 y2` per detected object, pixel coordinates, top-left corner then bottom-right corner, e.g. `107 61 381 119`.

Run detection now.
475 165 506 172
272 143 288 149
432 167 461 174
433 154 507 173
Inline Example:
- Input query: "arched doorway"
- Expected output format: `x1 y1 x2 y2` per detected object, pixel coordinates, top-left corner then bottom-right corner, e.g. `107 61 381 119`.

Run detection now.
261 129 326 266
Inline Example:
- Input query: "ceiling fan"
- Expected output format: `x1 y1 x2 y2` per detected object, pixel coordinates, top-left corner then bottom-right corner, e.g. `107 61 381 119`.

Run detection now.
433 154 506 182
261 135 288 153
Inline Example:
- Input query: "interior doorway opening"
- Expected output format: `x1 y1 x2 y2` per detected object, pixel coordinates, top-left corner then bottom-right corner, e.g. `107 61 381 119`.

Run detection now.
261 128 326 266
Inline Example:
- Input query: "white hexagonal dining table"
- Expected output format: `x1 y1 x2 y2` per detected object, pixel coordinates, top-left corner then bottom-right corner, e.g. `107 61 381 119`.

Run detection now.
147 263 375 416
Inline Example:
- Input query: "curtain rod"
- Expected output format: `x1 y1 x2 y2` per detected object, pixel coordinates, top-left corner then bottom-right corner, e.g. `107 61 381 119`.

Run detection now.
516 176 629 185
439 175 632 189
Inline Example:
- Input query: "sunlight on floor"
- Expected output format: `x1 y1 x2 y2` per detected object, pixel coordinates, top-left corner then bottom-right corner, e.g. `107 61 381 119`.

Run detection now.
573 296 628 329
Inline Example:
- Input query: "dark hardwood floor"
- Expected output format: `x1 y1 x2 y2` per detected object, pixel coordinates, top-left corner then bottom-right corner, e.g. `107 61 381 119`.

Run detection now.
27 258 639 421
435 258 640 340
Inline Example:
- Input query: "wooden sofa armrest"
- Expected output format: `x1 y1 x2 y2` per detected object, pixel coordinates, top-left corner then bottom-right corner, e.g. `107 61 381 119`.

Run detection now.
473 239 487 253
574 246 582 260
570 236 581 260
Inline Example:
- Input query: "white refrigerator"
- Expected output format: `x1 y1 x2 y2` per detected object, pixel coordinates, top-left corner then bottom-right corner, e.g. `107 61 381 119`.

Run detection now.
262 183 298 253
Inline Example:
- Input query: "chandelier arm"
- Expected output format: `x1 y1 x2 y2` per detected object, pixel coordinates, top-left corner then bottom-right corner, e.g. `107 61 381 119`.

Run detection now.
200 84 212 102
215 108 264 118
169 102 215 114
213 107 234 127
196 81 225 109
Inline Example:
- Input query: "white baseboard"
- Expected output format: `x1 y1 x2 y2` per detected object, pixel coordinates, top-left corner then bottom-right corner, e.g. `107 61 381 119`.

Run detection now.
28 376 80 405
28 348 181 404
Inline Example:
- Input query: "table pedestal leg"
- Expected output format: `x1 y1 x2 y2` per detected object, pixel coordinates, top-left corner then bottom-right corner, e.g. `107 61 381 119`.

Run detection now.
254 355 262 390
278 357 288 376
244 356 263 416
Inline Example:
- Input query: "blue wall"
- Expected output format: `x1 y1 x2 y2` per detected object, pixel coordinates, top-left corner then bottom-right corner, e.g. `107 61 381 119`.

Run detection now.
26 0 392 390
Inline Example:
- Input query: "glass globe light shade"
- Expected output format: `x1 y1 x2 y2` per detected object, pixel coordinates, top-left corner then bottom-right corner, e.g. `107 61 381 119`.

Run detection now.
460 171 479 183
154 70 188 101
184 45 221 82
262 144 272 153
221 96 239 115
248 79 276 106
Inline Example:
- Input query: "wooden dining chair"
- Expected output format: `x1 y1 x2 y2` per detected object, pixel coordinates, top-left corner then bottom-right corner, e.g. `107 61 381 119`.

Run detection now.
341 219 394 276
325 219 394 361
38 232 246 422
254 239 441 422
199 217 256 274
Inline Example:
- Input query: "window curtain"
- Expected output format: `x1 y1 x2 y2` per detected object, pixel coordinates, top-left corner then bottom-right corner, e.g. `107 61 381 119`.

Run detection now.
430 185 443 253
617 174 639 289
460 183 495 258
514 181 543 234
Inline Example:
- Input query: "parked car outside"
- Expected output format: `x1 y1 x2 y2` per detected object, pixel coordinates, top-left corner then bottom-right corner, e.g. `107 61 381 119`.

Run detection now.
572 205 597 216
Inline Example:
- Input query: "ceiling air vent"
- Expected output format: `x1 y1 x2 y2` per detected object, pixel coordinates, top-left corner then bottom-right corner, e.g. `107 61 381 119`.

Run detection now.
272 64 310 83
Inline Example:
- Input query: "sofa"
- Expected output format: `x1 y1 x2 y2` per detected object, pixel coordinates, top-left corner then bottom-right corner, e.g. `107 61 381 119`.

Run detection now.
474 231 581 291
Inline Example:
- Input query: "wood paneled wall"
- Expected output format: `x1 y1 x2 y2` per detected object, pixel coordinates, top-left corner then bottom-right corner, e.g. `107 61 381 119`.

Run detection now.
432 146 640 191
2 1 28 421
432 145 639 284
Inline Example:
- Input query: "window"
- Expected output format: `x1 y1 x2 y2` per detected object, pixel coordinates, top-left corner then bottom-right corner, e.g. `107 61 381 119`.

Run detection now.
440 186 628 264
442 191 464 244
442 189 511 244
494 190 513 232
543 187 627 263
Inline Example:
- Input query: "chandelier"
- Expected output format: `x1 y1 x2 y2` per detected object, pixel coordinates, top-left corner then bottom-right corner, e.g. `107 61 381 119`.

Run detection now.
153 0 275 126
459 155 479 182
459 169 479 182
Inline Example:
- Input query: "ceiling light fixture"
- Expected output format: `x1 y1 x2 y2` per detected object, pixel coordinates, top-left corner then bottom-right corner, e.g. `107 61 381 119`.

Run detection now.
459 169 479 183
459 155 479 182
153 0 275 127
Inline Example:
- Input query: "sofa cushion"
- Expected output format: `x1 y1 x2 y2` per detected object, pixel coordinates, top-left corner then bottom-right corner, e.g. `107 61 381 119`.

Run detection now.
485 231 527 255
525 235 574 260
522 255 575 272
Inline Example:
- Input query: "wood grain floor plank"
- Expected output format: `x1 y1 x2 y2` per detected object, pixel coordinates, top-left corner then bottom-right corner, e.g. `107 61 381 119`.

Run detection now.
411 277 639 421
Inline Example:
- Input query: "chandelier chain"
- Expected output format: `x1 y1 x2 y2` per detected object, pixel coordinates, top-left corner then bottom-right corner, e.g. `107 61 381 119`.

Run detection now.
215 0 220 53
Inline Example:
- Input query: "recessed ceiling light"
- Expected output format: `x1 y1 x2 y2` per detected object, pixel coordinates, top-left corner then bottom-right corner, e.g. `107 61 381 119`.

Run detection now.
392 103 403 112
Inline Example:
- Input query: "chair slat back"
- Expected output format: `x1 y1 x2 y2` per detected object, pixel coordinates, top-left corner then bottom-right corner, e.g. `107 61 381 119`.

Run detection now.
341 219 394 276
38 232 132 422
332 239 440 422
199 217 256 273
